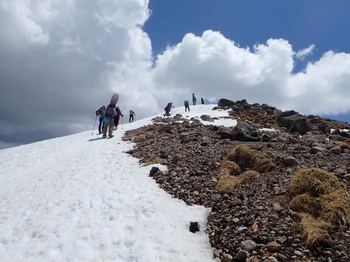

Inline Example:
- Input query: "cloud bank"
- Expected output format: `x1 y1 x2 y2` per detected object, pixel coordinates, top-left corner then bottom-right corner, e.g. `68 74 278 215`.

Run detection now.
1 1 350 148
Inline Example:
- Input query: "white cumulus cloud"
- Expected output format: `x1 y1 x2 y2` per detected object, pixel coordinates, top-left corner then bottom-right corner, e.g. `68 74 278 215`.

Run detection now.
295 44 315 60
0 2 350 147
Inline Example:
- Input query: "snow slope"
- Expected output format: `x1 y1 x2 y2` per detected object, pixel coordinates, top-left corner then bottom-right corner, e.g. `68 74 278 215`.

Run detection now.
0 105 231 262
171 104 237 127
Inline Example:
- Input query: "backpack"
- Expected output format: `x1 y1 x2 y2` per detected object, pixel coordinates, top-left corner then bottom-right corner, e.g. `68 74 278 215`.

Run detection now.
105 105 115 118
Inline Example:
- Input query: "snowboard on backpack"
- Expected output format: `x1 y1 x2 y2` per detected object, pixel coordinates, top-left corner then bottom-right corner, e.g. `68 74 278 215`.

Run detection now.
110 93 119 106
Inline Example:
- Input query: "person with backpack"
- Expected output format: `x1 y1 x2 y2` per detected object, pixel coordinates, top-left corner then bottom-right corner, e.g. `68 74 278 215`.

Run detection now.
129 110 136 123
184 100 190 112
114 106 124 129
95 106 106 134
164 102 172 116
102 104 117 138
192 93 197 105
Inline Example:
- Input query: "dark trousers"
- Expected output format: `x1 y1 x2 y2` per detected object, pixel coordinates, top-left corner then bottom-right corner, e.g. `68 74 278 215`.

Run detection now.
185 105 190 112
164 110 170 116
98 117 104 134
129 115 134 123
114 116 120 127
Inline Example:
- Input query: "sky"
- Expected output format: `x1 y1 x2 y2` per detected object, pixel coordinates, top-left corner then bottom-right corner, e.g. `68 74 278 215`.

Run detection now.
0 0 350 149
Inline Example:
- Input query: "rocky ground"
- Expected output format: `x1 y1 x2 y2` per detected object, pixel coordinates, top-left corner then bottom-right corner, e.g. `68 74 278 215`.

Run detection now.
123 100 350 262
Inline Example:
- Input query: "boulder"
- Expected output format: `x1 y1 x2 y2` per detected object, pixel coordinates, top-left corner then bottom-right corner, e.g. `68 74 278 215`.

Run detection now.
283 156 299 167
277 111 313 135
232 121 260 142
330 146 342 155
200 115 214 122
218 98 235 107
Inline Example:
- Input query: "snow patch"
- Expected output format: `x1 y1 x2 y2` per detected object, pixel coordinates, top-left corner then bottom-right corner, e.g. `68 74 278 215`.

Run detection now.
0 106 217 261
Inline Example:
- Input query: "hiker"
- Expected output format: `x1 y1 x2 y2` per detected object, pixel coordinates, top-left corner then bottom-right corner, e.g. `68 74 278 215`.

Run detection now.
164 102 172 116
129 110 135 123
102 104 117 138
184 100 190 112
114 106 124 129
192 93 197 105
95 105 106 134
201 97 205 104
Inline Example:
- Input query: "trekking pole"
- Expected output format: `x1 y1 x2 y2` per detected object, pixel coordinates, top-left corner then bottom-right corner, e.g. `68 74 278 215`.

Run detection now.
121 116 124 129
91 115 97 135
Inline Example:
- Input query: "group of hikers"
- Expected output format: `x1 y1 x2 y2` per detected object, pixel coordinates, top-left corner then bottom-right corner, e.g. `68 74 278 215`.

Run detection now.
96 93 205 138
165 93 205 116
95 105 135 138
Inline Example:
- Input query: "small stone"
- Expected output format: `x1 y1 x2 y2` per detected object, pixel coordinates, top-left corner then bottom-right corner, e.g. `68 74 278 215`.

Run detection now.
241 240 257 252
221 253 233 262
266 241 281 253
294 250 303 256
171 154 181 164
268 256 278 262
211 194 222 202
272 202 283 212
233 250 248 262
189 222 200 233
149 167 160 177
237 226 248 232
251 223 259 232
231 198 242 207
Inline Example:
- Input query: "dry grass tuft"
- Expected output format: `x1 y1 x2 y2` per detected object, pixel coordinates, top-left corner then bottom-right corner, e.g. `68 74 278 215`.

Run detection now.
290 194 322 217
290 168 350 248
290 168 345 197
216 170 259 193
219 160 241 176
320 189 350 225
134 134 147 143
299 213 332 248
227 144 274 173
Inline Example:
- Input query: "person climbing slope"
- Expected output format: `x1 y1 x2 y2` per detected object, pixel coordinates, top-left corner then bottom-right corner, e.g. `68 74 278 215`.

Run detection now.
164 102 172 116
114 106 124 129
95 105 106 134
192 93 197 105
184 100 190 112
129 110 136 123
102 104 117 138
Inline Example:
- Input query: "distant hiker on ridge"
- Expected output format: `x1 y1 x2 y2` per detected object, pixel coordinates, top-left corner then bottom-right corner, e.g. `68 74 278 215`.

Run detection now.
184 100 190 112
192 93 197 105
102 104 117 138
164 102 172 116
95 105 106 134
129 110 136 123
201 97 205 104
114 106 124 129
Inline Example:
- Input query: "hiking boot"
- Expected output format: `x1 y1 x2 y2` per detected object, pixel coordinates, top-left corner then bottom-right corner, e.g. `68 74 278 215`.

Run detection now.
108 135 114 138
102 135 107 138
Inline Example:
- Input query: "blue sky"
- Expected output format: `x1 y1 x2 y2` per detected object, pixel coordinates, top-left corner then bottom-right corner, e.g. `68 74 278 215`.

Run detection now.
146 0 350 56
145 0 350 121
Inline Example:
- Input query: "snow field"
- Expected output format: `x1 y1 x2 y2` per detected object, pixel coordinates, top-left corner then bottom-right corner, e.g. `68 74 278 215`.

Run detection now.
0 106 221 262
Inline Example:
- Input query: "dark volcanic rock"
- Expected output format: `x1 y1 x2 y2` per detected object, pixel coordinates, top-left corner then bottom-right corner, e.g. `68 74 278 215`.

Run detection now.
218 98 235 107
124 101 350 262
189 222 200 233
232 121 260 141
277 110 313 135
149 166 160 177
